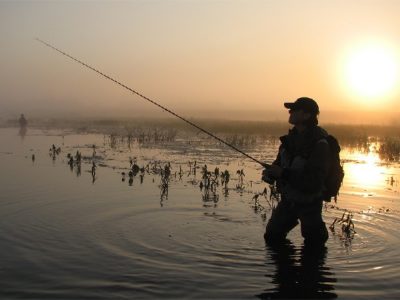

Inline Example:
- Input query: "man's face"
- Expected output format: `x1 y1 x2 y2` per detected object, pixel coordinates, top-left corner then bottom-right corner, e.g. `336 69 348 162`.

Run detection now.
288 109 311 125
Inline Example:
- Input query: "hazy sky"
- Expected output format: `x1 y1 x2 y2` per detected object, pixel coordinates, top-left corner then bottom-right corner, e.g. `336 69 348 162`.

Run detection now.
1 0 399 123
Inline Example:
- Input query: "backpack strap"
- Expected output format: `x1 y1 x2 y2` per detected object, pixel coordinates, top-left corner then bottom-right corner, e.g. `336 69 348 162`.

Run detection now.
316 138 329 146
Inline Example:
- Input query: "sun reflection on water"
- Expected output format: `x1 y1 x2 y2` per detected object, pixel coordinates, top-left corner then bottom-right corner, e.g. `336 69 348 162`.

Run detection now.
342 148 387 191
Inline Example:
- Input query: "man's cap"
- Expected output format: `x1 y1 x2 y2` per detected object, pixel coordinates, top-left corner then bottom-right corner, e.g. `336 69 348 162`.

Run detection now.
284 97 319 114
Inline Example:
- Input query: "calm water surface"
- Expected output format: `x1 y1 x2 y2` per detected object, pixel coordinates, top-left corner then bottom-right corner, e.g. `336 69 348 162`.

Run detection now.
0 128 399 299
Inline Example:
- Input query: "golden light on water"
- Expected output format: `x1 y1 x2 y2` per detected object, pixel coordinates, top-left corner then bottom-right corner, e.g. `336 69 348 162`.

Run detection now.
344 150 387 190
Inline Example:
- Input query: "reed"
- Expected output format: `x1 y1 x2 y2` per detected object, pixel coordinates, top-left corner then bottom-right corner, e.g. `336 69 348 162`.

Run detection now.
379 137 400 161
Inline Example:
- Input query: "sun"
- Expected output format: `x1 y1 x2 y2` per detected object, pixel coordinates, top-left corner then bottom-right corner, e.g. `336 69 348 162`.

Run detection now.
345 44 398 100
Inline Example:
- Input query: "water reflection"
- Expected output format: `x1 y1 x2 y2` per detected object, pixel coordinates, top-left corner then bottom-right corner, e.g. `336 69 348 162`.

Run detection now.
18 113 28 139
257 242 337 299
18 126 27 139
343 150 388 190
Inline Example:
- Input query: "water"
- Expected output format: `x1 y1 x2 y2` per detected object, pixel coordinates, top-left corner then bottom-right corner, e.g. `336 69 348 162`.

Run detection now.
1 128 399 299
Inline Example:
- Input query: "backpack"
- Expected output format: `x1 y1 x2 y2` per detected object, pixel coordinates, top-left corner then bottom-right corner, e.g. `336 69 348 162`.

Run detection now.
322 135 344 202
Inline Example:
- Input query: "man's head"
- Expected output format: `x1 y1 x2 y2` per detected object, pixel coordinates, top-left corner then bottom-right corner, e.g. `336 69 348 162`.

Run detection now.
284 97 319 126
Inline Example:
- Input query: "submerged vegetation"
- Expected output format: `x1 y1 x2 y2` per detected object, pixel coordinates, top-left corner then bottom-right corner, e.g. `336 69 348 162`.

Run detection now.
29 115 399 238
325 124 400 161
8 118 400 162
5 116 400 162
7 117 400 244
11 121 400 260
379 137 400 162
329 211 356 237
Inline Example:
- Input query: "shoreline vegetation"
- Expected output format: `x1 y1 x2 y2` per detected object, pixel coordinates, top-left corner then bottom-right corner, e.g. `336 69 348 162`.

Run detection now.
2 116 400 161
2 116 400 134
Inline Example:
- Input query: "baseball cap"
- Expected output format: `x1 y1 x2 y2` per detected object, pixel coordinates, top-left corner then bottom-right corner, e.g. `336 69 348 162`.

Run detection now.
284 97 319 114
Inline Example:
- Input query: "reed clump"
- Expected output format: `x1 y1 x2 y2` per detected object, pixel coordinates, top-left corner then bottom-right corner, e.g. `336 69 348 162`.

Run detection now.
200 165 220 206
379 137 400 162
329 211 356 239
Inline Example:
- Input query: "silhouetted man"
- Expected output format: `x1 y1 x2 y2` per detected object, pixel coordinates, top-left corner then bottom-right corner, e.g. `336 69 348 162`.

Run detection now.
262 97 330 246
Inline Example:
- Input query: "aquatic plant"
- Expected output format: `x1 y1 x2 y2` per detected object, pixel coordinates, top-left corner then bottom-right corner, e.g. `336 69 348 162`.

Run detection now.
139 166 145 184
329 211 356 239
224 134 258 147
251 190 266 212
269 183 281 205
91 161 96 176
379 137 400 162
66 149 83 177
221 170 230 187
131 162 140 176
49 144 62 160
199 164 220 205
236 169 245 191
75 150 82 164
159 164 171 201
109 133 117 149
252 186 279 216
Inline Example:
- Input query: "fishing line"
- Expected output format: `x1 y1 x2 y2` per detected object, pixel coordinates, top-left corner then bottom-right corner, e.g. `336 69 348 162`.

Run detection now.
36 38 269 168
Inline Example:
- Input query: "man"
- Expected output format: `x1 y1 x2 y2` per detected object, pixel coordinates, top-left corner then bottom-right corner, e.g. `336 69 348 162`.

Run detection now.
19 114 27 128
262 97 330 246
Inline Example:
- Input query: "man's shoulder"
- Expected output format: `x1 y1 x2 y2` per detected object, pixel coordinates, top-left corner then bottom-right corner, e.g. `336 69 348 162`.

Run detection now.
312 126 329 138
303 126 326 144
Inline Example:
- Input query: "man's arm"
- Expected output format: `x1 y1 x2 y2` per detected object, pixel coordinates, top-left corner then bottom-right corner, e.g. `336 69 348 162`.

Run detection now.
281 140 330 193
262 145 283 183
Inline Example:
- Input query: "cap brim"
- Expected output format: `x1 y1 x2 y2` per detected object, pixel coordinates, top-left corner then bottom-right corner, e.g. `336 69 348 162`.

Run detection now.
284 102 296 109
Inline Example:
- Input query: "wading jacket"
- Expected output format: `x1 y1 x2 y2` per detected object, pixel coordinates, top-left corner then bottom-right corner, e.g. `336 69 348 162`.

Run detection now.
274 125 330 204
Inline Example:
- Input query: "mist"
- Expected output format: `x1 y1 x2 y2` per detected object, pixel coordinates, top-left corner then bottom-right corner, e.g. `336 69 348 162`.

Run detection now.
2 103 399 127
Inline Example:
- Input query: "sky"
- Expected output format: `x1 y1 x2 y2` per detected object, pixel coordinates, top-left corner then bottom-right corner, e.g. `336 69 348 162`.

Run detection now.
1 0 400 124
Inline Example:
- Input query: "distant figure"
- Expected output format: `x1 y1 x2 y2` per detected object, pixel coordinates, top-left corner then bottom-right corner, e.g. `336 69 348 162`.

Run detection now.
18 114 28 137
262 97 330 246
19 114 27 128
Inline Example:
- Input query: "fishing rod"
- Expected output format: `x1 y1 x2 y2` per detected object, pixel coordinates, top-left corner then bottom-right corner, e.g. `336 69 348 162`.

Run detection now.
36 38 270 168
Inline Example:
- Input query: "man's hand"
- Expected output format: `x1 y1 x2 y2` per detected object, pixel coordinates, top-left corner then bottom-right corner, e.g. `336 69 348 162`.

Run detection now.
262 164 283 183
265 165 283 179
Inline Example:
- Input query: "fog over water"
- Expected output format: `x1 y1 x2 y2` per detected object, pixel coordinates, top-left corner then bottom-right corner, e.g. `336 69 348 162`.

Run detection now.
1 107 399 126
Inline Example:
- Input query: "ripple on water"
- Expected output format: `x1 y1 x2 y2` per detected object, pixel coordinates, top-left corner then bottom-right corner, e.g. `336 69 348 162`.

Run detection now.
72 205 269 297
326 209 400 298
2 128 400 299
